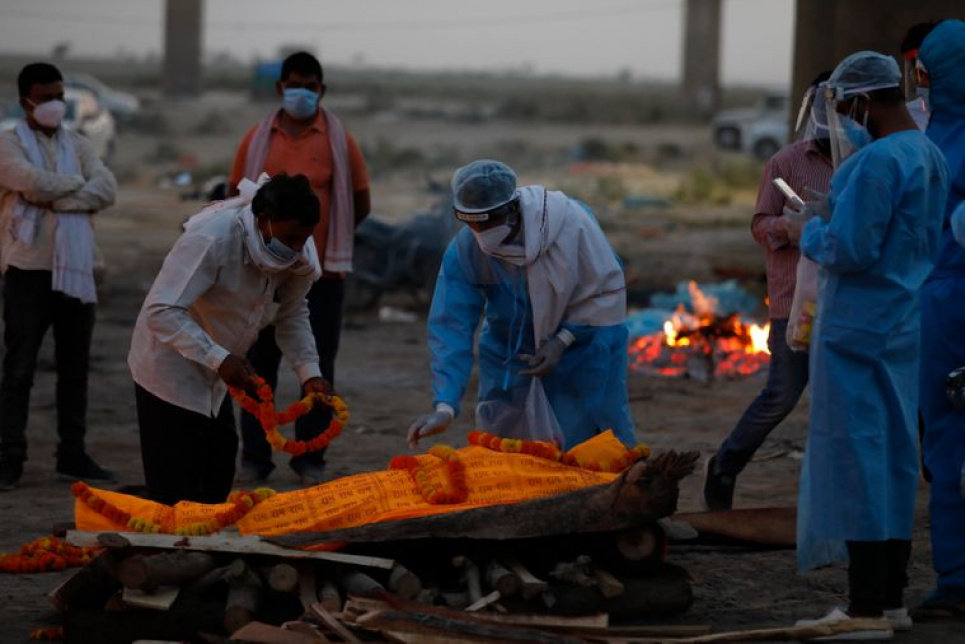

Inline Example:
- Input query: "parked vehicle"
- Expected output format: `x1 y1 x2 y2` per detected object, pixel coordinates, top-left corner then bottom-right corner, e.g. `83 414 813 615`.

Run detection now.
743 118 788 161
712 91 789 159
0 87 117 162
65 73 139 120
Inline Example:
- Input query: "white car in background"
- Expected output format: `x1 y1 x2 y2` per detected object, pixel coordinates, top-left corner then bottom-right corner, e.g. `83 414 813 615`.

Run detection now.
0 87 117 162
65 73 140 121
712 91 790 160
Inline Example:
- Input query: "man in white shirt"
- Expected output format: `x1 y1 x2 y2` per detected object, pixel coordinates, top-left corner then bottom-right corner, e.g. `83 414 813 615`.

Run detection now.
128 174 330 505
0 62 117 491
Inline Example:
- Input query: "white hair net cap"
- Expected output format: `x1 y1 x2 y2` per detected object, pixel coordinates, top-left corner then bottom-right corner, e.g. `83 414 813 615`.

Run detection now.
451 159 518 214
828 51 901 99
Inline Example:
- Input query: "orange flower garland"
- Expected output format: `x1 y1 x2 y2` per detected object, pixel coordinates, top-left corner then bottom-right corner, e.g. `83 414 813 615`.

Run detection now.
390 445 468 505
468 430 562 461
468 430 651 473
229 376 348 456
0 536 98 574
71 482 275 536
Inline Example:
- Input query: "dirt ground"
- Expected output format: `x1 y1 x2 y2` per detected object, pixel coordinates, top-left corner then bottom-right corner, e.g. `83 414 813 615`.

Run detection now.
0 106 958 642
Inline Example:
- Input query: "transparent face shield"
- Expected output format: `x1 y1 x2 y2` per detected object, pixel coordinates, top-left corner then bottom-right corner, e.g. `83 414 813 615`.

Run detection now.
902 52 919 99
802 83 830 148
824 86 871 168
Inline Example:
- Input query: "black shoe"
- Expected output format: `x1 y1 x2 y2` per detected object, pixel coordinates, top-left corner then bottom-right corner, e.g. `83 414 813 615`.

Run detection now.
702 455 735 511
56 453 116 482
290 461 326 485
0 459 23 491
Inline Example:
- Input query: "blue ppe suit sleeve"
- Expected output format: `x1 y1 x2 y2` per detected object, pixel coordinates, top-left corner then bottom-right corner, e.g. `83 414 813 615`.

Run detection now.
427 239 485 416
801 158 892 273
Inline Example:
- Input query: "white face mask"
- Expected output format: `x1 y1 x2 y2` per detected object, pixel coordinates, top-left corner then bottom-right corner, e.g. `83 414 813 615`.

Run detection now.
29 99 67 128
472 224 526 265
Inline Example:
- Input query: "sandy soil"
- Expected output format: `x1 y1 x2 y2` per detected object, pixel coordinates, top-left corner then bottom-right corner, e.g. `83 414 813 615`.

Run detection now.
0 111 956 642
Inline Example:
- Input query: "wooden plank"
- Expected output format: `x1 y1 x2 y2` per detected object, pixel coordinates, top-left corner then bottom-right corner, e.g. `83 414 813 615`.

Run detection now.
670 508 797 548
310 602 363 644
121 586 180 611
381 630 480 644
65 530 394 570
357 609 584 644
465 612 610 629
465 590 501 612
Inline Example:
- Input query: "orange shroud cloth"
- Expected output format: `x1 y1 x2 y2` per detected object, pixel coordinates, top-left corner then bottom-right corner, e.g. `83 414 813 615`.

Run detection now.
75 432 629 538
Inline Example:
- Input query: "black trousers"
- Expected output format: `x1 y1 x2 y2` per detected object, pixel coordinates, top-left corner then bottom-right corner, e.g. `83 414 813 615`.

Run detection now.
0 268 95 463
847 539 912 615
240 278 344 472
135 384 237 505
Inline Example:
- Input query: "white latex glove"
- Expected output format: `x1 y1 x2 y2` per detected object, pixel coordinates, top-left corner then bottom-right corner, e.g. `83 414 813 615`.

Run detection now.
407 407 453 449
517 335 569 377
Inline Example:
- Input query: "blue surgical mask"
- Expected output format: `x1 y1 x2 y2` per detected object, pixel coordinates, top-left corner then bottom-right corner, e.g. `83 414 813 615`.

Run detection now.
265 221 298 263
281 88 319 120
842 115 872 150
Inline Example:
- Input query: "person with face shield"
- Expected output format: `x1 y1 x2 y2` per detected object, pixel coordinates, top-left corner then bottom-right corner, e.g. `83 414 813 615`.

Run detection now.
228 52 371 485
702 73 833 511
0 62 118 491
900 21 941 132
408 160 634 452
129 174 331 505
916 18 965 622
787 52 949 632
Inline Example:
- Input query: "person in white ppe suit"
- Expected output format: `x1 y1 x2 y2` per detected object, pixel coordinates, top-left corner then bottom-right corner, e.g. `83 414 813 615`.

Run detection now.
408 160 634 451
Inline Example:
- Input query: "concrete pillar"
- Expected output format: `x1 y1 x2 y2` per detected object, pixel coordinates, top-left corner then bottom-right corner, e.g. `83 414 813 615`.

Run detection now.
163 0 203 98
791 0 965 116
682 0 722 117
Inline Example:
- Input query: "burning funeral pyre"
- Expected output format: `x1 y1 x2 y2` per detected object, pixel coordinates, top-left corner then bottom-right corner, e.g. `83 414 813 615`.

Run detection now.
629 282 771 381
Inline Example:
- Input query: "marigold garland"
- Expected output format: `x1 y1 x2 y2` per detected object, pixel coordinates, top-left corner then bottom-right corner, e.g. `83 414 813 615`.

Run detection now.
229 376 348 455
468 430 651 472
71 482 276 536
389 445 469 505
467 430 563 461
0 536 98 574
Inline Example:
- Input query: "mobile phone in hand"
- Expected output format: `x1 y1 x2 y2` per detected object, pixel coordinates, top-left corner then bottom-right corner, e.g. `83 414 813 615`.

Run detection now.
773 178 807 211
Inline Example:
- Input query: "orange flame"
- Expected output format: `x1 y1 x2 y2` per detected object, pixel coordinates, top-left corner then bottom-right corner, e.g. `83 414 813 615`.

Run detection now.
630 281 771 378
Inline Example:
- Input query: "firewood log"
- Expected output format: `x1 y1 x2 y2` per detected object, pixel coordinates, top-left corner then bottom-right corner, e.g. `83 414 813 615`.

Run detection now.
265 563 300 594
48 551 122 610
590 565 625 598
337 569 384 598
270 451 699 548
387 564 422 600
500 557 548 600
484 560 520 597
224 559 263 635
117 551 217 591
319 579 342 613
549 555 595 587
451 556 482 604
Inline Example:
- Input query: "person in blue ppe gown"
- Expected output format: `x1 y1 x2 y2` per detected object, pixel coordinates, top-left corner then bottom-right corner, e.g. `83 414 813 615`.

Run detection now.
407 159 634 451
788 51 949 632
917 18 965 621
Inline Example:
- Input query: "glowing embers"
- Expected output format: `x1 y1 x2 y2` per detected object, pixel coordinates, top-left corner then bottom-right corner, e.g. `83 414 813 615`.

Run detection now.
630 282 770 380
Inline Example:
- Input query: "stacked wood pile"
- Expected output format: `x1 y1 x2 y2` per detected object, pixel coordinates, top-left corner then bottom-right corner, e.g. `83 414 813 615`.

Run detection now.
52 451 703 643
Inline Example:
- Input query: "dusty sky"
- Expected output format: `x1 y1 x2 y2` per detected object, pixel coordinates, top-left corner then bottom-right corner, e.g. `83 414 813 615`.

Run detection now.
0 0 795 86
